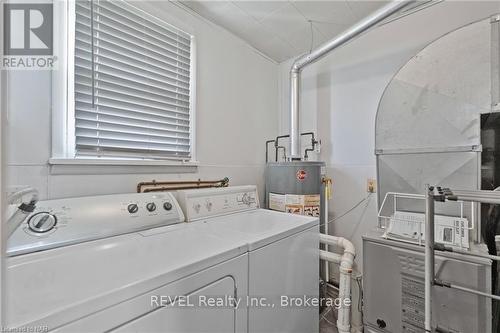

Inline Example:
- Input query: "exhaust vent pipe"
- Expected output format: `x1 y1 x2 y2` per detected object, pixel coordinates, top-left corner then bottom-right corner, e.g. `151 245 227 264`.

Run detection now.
289 0 415 160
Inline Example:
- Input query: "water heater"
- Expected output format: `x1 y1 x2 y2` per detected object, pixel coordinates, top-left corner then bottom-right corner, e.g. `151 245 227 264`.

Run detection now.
265 161 326 229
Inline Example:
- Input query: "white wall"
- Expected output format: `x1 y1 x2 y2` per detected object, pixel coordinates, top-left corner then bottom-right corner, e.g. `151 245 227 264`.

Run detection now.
0 2 6 324
278 0 500 272
5 1 279 202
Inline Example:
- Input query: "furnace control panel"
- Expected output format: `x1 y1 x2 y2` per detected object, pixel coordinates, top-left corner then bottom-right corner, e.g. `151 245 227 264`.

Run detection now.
177 185 260 222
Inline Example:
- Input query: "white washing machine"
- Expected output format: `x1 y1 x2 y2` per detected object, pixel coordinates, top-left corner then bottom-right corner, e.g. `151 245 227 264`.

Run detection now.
177 186 320 333
6 186 319 333
6 192 248 332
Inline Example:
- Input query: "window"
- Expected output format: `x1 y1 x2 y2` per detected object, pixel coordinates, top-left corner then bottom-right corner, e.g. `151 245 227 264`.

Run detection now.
61 0 195 162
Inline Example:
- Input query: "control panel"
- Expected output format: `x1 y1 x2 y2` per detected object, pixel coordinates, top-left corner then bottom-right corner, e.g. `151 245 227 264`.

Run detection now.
7 192 184 256
177 185 260 222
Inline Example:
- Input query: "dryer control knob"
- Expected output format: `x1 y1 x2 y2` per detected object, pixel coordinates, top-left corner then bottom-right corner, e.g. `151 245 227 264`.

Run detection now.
193 203 201 213
28 212 57 233
163 202 173 211
146 202 156 212
127 203 139 214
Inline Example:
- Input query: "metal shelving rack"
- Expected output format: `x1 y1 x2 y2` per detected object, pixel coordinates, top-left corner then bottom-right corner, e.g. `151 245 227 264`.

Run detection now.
424 186 500 332
378 191 472 248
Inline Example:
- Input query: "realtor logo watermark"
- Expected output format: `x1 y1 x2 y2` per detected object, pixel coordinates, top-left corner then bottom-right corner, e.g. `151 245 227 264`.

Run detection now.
3 3 56 69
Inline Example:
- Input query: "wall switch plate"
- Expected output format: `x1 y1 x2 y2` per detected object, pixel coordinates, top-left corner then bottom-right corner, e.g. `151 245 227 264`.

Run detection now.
367 179 377 193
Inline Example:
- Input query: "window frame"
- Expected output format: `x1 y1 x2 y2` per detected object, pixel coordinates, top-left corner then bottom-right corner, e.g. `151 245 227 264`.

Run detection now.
51 0 197 167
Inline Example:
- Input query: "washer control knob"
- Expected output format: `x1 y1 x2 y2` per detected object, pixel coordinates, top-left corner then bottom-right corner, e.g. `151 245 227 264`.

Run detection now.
163 202 173 211
28 212 56 233
146 202 156 212
127 203 139 214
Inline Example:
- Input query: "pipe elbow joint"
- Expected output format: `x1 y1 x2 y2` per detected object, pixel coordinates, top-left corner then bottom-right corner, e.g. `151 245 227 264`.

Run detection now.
291 63 301 74
340 254 354 269
340 238 356 257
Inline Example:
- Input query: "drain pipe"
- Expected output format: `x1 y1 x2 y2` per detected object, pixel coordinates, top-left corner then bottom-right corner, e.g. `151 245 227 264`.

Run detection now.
289 0 415 160
320 234 355 333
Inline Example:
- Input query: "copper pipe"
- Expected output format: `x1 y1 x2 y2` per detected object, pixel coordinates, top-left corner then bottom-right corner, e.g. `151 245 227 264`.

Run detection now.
142 184 222 193
137 177 229 193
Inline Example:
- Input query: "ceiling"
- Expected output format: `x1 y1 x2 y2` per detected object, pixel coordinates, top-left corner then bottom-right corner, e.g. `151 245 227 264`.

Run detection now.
181 1 390 62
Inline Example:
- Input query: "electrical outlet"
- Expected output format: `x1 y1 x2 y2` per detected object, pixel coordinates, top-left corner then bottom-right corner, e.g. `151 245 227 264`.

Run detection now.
367 179 377 193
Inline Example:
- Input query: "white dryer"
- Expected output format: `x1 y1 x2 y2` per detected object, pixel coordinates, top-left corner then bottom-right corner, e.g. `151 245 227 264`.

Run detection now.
6 192 248 332
177 186 320 333
6 186 319 333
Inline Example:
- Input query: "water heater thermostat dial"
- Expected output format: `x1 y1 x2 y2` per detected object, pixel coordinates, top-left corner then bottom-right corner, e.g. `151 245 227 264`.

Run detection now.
28 212 57 233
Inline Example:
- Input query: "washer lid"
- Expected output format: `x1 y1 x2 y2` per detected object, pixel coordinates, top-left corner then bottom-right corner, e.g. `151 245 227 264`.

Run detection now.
190 208 319 251
6 223 246 329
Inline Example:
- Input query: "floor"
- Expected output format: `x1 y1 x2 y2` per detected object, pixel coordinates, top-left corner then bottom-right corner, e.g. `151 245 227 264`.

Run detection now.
319 306 339 333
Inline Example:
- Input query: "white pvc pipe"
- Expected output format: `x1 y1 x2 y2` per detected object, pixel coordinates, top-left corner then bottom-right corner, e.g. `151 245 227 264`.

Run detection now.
320 250 342 263
320 234 356 258
350 275 363 333
319 234 355 333
323 183 329 282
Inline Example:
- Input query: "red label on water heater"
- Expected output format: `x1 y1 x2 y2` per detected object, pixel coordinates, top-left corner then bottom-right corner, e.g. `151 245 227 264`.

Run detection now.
296 170 307 181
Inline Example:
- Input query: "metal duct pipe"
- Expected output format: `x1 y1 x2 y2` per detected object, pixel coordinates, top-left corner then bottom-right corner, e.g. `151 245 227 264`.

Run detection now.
289 0 415 160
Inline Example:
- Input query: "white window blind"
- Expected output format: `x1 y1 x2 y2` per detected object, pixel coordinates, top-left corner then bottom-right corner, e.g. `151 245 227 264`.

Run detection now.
74 0 193 160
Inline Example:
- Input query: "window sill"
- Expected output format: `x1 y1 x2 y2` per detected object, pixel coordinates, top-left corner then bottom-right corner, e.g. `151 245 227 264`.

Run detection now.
48 158 199 175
